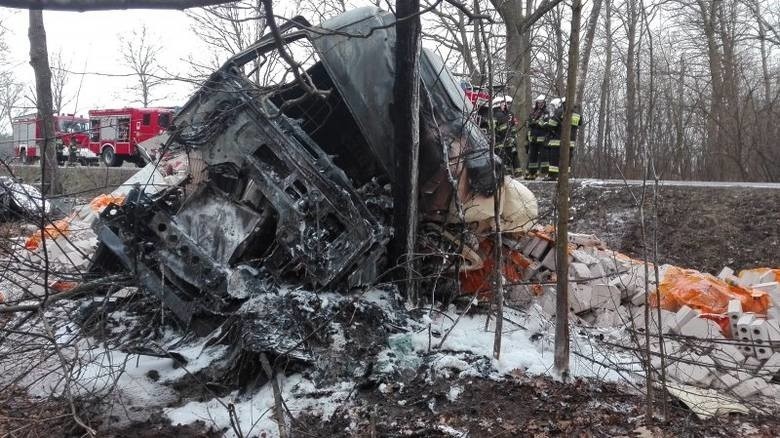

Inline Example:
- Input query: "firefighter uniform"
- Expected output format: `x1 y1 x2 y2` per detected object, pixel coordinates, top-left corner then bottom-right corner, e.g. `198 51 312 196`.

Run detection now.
525 95 547 178
481 97 518 172
543 98 581 180
68 139 78 166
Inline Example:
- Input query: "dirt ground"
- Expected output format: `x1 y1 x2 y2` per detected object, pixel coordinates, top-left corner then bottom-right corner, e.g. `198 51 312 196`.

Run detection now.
527 181 780 274
297 372 778 437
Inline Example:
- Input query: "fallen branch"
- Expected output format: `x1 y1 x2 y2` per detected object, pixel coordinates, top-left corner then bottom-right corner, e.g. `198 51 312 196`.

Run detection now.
0 274 129 314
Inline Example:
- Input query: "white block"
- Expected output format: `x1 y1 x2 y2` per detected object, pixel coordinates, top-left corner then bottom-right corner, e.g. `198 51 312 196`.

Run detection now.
570 262 592 280
732 377 767 399
761 352 780 378
709 343 746 367
567 233 603 247
749 319 779 360
630 290 647 306
569 285 593 314
673 305 699 334
768 307 780 321
718 267 734 281
571 249 599 265
667 355 715 386
737 314 757 355
523 237 542 256
678 317 724 339
758 270 777 284
634 308 675 335
744 356 762 370
738 270 765 288
589 283 621 310
714 372 740 389
727 299 742 320
530 239 550 260
753 282 780 307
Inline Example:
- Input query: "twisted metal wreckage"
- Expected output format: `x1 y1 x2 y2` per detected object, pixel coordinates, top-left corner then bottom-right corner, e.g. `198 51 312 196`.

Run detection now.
88 7 537 329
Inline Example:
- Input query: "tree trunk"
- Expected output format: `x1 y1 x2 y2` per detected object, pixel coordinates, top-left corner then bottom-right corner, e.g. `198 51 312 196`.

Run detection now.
594 0 611 179
391 0 422 302
554 0 581 377
624 0 638 178
28 9 60 196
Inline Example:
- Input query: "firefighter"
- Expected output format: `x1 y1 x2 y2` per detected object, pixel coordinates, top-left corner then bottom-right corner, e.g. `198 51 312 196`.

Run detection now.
68 137 78 166
525 95 547 179
56 139 65 166
543 97 581 180
487 96 517 172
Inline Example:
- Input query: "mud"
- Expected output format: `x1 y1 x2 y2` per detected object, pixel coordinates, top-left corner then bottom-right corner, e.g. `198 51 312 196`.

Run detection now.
527 180 780 274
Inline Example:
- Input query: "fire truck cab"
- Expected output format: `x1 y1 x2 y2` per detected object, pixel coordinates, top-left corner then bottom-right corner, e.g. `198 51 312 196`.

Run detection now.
88 107 173 167
12 114 92 165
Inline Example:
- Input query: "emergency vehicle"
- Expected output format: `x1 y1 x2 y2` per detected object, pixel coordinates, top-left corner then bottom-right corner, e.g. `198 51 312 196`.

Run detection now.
12 114 94 165
88 107 173 167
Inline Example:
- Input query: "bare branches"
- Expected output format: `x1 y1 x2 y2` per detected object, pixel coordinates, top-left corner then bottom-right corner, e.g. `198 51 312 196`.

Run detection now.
0 0 233 11
120 24 165 107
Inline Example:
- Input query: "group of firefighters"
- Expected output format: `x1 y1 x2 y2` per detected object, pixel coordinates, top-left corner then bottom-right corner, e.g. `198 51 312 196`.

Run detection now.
476 93 582 180
55 137 81 166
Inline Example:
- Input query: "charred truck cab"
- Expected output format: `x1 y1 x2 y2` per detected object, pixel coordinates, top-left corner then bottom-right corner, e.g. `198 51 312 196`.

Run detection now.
93 7 501 327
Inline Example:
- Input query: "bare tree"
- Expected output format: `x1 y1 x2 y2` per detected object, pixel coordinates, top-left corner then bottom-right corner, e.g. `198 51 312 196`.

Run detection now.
28 9 60 195
120 24 164 107
50 50 72 114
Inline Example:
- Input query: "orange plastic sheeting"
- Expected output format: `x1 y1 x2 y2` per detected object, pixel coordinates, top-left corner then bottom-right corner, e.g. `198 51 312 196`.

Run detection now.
651 266 770 315
739 268 780 283
460 239 532 296
24 218 72 251
49 280 78 293
89 194 126 214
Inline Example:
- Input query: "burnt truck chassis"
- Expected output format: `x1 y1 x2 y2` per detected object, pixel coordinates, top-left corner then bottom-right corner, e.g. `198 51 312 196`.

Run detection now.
93 54 389 325
91 7 498 326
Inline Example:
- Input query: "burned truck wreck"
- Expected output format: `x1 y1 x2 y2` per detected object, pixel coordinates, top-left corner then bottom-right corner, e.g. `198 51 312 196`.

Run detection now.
91 7 501 328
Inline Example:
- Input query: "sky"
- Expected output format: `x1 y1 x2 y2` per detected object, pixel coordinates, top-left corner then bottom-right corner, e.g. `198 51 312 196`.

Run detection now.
0 7 206 118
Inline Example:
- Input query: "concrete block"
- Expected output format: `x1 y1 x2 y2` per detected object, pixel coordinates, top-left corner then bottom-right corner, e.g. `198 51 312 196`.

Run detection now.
710 343 746 367
738 270 765 288
595 306 630 328
753 282 780 307
571 249 599 266
732 377 766 399
630 290 647 306
570 284 593 314
667 354 715 386
673 305 699 334
523 261 542 281
767 307 780 321
522 237 541 256
749 319 780 359
588 262 606 281
758 270 777 284
589 283 622 310
678 317 724 339
737 314 757 355
634 308 675 335
530 239 550 260
541 250 557 271
744 356 762 370
718 267 734 281
570 262 592 280
760 351 780 378
759 384 779 400
714 371 740 389
567 233 603 247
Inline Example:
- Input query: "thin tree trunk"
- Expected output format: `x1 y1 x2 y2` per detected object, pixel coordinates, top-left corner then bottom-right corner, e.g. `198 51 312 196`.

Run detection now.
594 0 612 179
554 0 581 377
28 9 60 196
624 0 638 177
391 0 422 302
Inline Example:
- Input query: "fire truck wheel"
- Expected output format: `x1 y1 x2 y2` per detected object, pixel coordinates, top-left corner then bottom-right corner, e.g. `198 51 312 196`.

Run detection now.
101 146 121 167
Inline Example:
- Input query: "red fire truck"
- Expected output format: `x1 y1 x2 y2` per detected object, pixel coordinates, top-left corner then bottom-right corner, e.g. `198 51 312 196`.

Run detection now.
88 107 173 167
12 114 93 164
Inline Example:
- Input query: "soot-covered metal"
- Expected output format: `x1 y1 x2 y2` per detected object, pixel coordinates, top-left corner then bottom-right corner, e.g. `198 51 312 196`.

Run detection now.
91 7 501 324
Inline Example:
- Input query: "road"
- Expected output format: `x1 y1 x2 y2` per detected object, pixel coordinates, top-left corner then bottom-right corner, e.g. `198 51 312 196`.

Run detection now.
526 178 780 189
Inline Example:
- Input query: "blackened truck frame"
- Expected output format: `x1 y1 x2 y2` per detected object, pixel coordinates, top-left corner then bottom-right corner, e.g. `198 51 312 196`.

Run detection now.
92 7 499 324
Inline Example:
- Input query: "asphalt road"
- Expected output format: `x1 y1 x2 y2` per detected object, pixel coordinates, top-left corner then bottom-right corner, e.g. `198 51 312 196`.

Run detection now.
527 178 780 189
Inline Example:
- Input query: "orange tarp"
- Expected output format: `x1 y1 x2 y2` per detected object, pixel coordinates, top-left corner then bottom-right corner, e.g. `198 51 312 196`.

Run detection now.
89 194 126 214
460 239 532 296
651 266 770 315
24 217 72 251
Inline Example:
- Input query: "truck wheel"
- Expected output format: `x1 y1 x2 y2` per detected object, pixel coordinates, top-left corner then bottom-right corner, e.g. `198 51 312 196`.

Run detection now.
102 146 121 167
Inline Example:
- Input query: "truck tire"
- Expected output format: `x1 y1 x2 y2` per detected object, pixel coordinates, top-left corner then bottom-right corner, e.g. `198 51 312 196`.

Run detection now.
101 146 122 167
